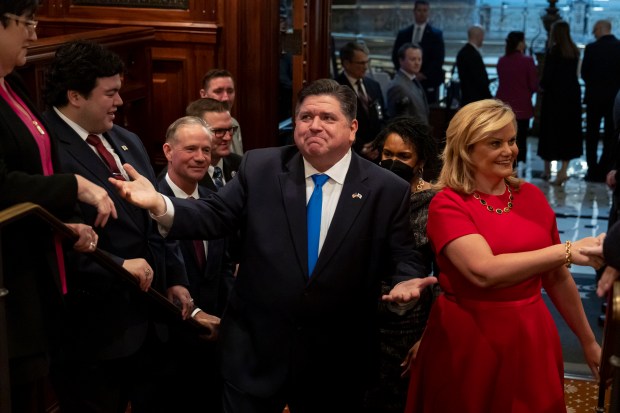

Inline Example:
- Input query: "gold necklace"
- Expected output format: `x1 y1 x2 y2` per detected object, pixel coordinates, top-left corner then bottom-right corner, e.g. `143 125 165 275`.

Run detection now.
473 185 513 214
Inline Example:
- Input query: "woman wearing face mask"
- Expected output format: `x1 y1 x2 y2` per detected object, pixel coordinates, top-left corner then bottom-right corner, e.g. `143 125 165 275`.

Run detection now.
362 116 440 413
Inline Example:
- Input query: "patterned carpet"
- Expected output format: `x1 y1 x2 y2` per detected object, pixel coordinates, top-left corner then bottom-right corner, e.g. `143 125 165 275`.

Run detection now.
565 376 611 413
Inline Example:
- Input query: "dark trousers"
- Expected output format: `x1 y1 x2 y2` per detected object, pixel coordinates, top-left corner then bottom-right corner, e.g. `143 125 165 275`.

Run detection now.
51 331 173 413
516 119 530 164
585 101 617 177
222 377 364 413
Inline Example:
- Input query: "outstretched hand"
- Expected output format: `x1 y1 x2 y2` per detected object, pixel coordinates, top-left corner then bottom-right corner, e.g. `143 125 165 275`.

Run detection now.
108 163 167 215
572 233 606 269
382 276 438 303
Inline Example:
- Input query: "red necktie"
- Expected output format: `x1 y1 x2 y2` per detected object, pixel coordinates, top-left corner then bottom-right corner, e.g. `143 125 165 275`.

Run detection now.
85 134 126 180
187 196 206 270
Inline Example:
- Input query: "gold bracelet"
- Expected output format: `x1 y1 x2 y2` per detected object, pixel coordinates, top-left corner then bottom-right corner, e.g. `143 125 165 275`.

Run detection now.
564 240 572 268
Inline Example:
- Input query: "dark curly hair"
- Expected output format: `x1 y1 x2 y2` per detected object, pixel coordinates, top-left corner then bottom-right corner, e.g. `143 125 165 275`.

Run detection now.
372 116 439 180
0 0 38 27
43 40 125 108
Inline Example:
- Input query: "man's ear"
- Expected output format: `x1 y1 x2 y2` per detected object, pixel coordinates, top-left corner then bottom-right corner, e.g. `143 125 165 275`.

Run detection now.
67 90 82 106
163 142 173 162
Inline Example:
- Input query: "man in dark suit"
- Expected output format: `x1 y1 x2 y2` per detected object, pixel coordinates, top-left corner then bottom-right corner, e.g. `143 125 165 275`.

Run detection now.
581 19 620 182
387 42 429 123
392 0 445 104
335 41 386 160
158 116 233 413
110 78 436 412
42 40 192 413
456 25 492 106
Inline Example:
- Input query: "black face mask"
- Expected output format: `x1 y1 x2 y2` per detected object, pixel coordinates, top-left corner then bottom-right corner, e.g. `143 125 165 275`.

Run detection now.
380 159 415 183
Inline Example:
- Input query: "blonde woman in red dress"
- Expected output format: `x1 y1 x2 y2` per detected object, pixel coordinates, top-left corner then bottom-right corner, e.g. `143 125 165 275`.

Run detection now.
388 99 603 413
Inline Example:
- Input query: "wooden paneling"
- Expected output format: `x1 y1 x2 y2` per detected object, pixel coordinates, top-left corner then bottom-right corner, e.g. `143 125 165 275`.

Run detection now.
19 27 155 155
34 0 332 154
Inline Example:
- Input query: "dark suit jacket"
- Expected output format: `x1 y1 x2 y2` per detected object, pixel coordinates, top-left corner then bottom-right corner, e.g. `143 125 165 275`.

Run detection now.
44 108 188 361
392 23 445 95
165 146 426 399
0 74 78 383
199 153 242 191
456 43 492 105
604 220 620 269
335 72 386 152
581 34 620 106
159 179 233 316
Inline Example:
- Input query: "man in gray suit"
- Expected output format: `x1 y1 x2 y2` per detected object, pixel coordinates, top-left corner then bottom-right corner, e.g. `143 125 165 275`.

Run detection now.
110 78 436 412
387 43 429 124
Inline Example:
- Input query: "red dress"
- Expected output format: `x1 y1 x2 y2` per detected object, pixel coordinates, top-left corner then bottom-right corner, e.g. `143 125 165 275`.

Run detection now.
405 183 566 413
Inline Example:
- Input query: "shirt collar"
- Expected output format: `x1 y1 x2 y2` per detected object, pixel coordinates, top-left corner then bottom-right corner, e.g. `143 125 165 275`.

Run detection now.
53 106 95 141
165 173 199 199
302 149 352 186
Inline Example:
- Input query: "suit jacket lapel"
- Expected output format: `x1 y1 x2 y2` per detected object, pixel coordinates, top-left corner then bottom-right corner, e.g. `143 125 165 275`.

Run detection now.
50 112 143 230
313 154 368 276
279 152 311 278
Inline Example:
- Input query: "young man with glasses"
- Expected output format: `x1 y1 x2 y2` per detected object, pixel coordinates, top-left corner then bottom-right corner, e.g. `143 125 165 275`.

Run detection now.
185 97 242 192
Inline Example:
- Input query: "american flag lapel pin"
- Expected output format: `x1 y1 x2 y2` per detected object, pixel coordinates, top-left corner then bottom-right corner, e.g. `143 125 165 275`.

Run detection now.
352 193 362 199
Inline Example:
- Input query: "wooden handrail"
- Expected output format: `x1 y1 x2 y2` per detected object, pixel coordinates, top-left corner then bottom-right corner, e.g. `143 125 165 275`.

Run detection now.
597 280 620 412
0 201 213 412
0 202 210 332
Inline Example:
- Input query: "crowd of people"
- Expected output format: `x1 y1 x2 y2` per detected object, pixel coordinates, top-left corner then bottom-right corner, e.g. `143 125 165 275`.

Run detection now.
2 1 620 413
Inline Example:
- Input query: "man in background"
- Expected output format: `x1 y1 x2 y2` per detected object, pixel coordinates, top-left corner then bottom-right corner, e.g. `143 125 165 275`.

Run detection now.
335 41 386 160
159 116 233 413
387 42 429 124
200 69 244 156
185 98 242 191
581 19 620 182
456 25 492 105
392 0 445 105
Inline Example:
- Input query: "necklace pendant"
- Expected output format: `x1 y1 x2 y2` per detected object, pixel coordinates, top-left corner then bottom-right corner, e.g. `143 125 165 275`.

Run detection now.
33 121 45 135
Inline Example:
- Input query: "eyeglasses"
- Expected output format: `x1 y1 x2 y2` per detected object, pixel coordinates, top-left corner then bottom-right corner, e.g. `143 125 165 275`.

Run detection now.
210 126 238 139
3 13 38 32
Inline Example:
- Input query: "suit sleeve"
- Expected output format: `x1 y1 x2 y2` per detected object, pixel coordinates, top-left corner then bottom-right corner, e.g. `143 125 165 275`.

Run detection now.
604 220 620 269
580 45 591 82
390 183 428 285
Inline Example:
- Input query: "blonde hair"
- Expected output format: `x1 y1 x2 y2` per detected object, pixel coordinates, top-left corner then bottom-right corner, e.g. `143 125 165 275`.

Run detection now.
435 99 521 194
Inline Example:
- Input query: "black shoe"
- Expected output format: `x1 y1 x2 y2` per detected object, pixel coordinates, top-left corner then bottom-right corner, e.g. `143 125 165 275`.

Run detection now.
585 170 605 182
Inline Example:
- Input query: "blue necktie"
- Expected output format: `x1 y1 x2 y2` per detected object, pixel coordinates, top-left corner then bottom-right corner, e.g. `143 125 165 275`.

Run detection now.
213 166 224 189
307 174 329 275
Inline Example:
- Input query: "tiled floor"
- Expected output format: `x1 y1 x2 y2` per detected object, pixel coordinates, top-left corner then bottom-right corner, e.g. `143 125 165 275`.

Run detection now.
523 136 612 272
524 136 613 376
